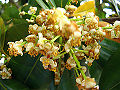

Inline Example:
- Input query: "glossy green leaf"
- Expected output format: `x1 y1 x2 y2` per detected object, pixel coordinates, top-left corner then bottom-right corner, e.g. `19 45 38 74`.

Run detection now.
0 79 29 90
89 61 102 84
58 69 78 90
0 17 6 50
8 54 53 89
5 20 29 42
99 48 120 90
89 38 120 85
36 0 49 9
54 0 68 8
99 38 120 67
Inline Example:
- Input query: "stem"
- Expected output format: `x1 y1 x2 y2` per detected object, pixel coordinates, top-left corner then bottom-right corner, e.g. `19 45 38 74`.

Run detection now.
70 18 83 21
58 36 63 71
101 27 113 29
61 0 62 8
53 52 67 60
59 37 62 44
70 49 86 79
50 35 60 43
1 49 9 57
24 54 41 83
21 41 27 46
76 21 84 25
25 12 37 17
72 48 88 53
74 67 79 77
59 58 61 71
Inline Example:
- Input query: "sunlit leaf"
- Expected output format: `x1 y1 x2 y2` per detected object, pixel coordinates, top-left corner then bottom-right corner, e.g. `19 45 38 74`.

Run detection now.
73 1 95 17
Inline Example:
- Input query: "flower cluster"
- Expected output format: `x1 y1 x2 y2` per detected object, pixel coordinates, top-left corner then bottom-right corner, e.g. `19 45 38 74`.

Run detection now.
9 5 120 89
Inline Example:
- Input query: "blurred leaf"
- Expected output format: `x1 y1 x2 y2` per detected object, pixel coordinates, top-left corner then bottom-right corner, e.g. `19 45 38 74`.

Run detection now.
58 69 78 90
54 0 68 8
0 17 6 50
1 6 19 21
99 48 120 90
73 1 95 17
0 79 29 90
12 19 28 25
36 0 49 9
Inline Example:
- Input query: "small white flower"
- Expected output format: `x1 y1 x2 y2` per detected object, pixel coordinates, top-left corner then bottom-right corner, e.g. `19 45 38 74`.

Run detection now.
113 21 120 27
37 33 47 50
94 48 99 54
25 42 34 52
19 11 26 16
86 12 95 18
8 39 23 56
65 5 77 10
74 31 81 38
84 77 96 88
26 19 34 23
76 77 82 84
28 6 37 15
0 57 5 66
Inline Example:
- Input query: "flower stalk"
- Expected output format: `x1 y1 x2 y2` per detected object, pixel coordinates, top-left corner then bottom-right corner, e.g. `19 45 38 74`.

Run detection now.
101 27 113 29
73 48 88 53
70 49 86 79
53 52 67 60
50 35 60 43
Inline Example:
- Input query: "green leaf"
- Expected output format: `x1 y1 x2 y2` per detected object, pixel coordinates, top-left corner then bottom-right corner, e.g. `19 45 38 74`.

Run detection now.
1 6 19 21
8 54 54 89
48 0 56 8
99 38 120 67
54 0 68 8
0 17 6 50
0 79 29 90
58 69 78 90
36 0 49 9
44 0 56 8
99 47 120 90
5 20 29 42
89 61 102 84
89 38 120 85
28 0 41 7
